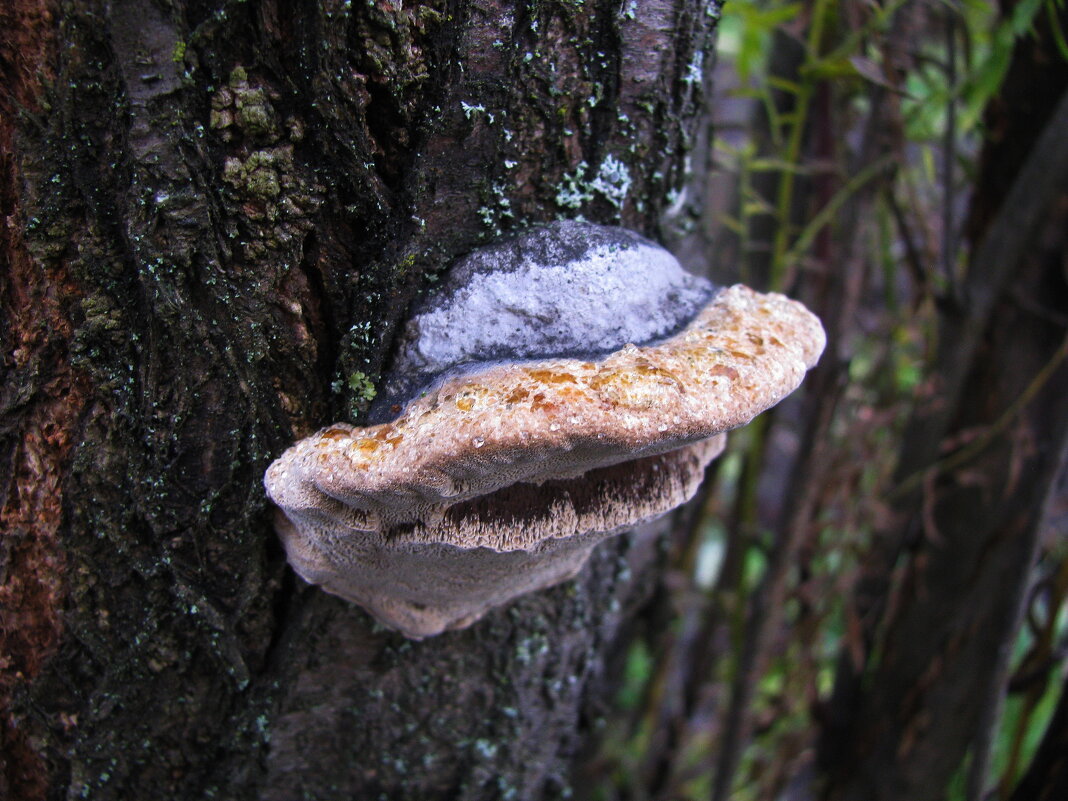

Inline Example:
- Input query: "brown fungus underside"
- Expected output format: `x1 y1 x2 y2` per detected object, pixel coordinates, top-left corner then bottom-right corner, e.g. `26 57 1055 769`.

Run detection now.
266 285 825 638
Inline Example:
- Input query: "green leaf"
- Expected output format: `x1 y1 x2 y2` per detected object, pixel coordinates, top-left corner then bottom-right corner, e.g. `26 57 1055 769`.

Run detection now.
802 55 862 80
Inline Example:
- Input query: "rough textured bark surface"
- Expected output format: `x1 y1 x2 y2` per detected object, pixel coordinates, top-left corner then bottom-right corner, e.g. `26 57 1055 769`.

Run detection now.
0 1 720 798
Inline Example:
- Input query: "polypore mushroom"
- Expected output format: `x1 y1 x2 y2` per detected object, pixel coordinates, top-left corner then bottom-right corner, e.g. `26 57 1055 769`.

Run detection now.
265 221 825 638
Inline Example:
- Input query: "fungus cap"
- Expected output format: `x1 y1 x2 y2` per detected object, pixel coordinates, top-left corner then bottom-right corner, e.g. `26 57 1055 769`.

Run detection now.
265 223 826 638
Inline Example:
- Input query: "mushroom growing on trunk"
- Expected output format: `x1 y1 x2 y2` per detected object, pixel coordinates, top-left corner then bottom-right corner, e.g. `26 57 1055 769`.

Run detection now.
265 222 825 638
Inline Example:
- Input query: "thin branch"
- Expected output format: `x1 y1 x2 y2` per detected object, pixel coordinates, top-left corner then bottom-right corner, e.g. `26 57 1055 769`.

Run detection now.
942 1 960 288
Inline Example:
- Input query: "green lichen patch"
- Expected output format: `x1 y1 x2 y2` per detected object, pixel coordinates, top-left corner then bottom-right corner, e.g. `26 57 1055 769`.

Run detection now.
211 65 280 141
223 148 287 201
347 371 377 404
212 67 323 260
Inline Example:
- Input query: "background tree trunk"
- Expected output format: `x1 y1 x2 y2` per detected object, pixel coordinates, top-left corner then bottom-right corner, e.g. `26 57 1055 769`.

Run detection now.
817 6 1068 799
0 1 721 798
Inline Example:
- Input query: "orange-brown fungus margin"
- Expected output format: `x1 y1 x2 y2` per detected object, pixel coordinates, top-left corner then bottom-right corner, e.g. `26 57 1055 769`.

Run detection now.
1 3 83 799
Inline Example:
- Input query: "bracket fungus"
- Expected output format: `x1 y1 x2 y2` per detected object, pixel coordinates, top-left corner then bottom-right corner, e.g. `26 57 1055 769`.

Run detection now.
265 222 825 638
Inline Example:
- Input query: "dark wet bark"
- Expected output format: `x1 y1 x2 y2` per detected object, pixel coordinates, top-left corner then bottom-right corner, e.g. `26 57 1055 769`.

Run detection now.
0 1 720 799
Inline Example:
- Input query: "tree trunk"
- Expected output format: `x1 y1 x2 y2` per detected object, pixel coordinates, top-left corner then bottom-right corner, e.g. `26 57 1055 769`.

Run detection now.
817 6 1068 799
0 2 721 798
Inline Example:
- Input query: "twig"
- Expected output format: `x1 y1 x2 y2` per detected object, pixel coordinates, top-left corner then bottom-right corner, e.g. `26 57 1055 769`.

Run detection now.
942 1 959 290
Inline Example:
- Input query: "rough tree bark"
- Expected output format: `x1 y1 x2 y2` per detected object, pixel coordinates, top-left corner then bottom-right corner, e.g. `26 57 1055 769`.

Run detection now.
0 1 721 799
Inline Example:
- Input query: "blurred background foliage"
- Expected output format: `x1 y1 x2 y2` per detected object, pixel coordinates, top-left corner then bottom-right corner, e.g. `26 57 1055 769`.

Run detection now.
579 1 1068 799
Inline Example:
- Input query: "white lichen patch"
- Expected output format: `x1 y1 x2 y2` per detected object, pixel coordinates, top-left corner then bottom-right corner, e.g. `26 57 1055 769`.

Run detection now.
555 155 632 212
590 155 632 209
